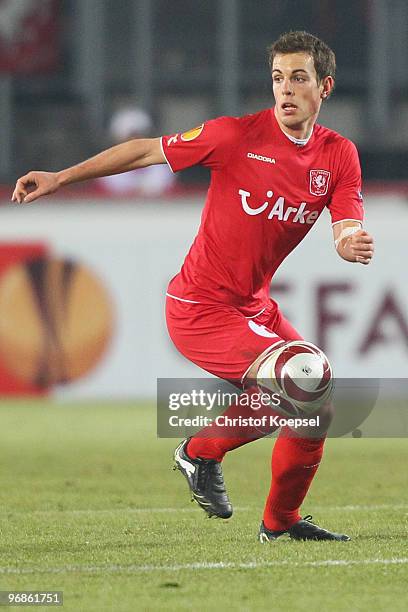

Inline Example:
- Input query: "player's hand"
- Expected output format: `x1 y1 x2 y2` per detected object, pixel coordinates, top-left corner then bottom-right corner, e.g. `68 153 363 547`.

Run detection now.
349 229 374 265
11 171 60 204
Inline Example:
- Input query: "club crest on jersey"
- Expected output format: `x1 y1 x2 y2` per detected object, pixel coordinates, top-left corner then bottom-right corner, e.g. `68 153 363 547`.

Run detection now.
181 124 204 142
309 169 331 197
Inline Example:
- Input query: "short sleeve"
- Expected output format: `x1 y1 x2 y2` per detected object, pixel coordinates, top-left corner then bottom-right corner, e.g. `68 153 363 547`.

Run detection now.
327 139 364 225
160 116 240 172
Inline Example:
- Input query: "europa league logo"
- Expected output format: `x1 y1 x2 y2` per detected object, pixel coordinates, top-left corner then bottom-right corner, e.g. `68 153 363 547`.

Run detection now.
0 257 114 387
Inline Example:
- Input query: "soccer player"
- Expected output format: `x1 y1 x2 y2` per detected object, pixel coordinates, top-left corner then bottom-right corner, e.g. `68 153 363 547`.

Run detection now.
12 31 374 541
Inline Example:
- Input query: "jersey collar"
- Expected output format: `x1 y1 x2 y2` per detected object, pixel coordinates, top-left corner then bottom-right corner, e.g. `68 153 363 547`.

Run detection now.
271 107 315 149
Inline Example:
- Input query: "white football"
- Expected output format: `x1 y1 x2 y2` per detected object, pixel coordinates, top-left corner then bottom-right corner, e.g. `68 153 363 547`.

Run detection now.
257 341 333 415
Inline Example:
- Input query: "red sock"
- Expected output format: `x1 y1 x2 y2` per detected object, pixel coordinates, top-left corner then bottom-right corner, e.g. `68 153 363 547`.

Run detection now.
263 428 326 531
187 387 281 462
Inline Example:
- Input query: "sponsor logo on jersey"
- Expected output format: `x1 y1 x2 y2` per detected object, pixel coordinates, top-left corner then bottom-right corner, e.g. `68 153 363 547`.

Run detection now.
181 124 204 142
309 169 331 196
247 152 276 164
238 189 320 225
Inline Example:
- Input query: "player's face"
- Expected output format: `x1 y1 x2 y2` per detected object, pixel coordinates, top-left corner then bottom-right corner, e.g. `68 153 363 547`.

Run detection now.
272 52 332 139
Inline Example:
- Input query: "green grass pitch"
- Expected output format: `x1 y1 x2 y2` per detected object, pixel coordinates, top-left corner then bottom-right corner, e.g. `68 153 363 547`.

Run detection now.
0 401 407 611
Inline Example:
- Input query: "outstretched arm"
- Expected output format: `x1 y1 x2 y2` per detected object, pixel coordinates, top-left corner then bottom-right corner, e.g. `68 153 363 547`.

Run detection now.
333 220 374 265
12 137 166 204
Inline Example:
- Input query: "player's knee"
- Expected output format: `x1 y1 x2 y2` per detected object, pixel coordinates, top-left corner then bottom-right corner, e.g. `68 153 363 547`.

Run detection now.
252 340 334 415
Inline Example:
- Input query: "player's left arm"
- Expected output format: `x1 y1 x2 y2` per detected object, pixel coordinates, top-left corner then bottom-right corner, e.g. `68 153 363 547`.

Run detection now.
333 220 374 265
329 139 373 265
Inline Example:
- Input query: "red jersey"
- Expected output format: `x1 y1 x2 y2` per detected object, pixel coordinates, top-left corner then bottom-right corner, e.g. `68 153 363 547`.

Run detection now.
161 108 363 316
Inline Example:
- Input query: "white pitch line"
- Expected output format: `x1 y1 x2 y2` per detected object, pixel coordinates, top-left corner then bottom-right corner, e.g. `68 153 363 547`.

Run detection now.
0 506 252 517
314 503 408 512
0 503 407 517
1 558 408 576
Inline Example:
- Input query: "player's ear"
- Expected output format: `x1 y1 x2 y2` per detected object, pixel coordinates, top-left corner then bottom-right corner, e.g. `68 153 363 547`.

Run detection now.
320 76 334 100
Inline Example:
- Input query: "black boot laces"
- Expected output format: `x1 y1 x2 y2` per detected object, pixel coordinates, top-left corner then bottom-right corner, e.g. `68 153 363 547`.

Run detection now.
301 515 328 535
303 515 314 524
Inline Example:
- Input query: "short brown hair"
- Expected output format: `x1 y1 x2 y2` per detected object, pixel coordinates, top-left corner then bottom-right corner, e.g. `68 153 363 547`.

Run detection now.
268 31 336 84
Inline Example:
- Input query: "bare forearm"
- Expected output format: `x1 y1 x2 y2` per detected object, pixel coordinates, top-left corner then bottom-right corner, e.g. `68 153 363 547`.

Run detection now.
12 137 166 203
57 138 163 186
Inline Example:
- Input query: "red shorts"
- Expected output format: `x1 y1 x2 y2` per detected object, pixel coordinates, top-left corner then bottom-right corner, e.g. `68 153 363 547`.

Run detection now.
165 296 303 383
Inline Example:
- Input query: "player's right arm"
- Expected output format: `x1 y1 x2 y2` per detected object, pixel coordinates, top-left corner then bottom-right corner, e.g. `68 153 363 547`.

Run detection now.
12 137 165 203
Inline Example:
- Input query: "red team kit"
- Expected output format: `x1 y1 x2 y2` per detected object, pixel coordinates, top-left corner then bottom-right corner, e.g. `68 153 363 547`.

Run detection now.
162 108 364 383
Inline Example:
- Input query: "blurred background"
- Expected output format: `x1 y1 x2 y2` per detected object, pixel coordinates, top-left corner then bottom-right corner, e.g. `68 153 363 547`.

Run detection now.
1 0 408 183
0 0 406 400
